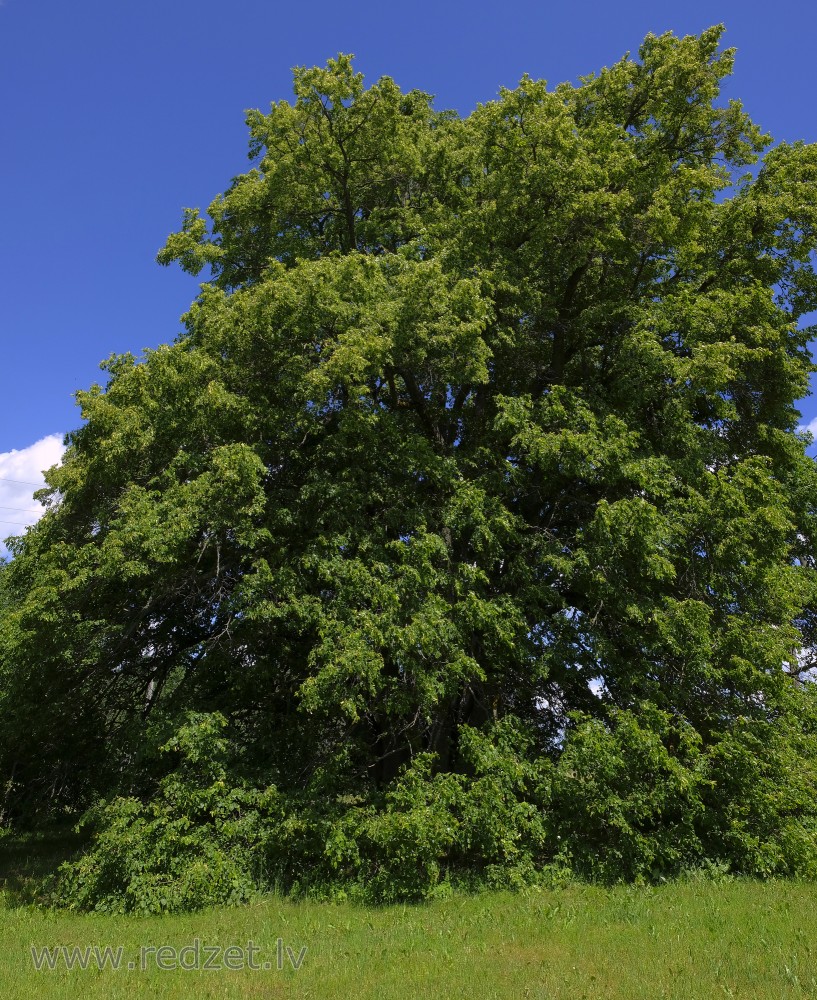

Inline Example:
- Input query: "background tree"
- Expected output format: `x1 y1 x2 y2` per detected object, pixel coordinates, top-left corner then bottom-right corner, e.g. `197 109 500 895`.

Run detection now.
4 28 817 904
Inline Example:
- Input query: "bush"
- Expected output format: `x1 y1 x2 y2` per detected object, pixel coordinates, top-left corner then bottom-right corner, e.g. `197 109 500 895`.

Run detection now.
259 717 554 904
49 713 279 914
700 687 817 878
48 693 817 911
551 707 706 882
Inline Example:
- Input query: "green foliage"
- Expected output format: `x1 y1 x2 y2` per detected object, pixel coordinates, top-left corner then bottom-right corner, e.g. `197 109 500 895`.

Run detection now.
271 718 554 903
552 707 706 882
49 695 817 911
3 26 817 906
50 714 278 914
701 686 817 878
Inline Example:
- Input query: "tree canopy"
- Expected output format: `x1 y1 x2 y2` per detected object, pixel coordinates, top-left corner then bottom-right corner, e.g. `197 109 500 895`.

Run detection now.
4 27 817 906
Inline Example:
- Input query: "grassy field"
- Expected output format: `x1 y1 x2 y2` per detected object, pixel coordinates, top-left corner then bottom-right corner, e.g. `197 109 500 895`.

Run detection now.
2 836 817 998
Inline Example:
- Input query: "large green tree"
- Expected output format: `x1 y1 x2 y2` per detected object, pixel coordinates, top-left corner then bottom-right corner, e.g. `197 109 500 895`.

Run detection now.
4 28 817 901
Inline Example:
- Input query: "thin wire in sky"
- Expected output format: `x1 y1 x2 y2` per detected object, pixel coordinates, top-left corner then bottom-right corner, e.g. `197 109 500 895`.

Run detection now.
0 476 47 487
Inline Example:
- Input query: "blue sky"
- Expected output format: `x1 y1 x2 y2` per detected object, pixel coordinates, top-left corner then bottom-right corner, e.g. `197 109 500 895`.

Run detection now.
1 0 816 527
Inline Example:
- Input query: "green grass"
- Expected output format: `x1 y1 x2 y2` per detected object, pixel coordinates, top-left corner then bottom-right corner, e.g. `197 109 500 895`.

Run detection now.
2 837 817 998
2 881 817 998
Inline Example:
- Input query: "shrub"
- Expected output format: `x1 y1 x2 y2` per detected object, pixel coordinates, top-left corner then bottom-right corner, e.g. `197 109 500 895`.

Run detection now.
551 707 706 882
49 713 279 914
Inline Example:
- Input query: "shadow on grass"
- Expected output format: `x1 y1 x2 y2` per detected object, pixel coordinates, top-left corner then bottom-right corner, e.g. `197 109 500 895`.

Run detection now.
0 827 88 907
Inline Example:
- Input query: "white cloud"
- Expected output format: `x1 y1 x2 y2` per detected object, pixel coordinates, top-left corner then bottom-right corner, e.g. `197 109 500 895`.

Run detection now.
0 434 66 552
798 416 817 439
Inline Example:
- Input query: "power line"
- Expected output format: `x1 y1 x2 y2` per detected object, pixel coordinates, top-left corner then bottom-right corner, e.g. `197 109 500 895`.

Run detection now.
0 505 43 514
0 476 47 487
0 519 33 527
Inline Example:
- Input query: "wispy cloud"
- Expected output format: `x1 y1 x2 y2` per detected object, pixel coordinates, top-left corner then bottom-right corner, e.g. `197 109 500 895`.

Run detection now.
0 434 66 553
798 416 817 441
